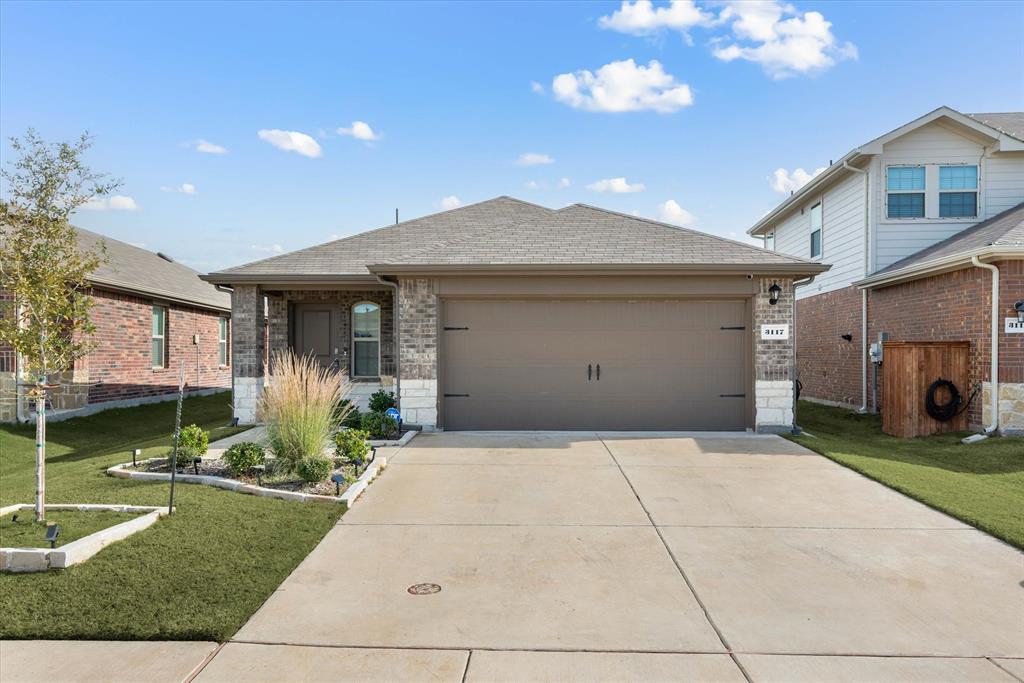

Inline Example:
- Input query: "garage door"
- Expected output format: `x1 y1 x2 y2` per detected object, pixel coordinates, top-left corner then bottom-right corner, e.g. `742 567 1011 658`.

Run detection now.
442 299 750 431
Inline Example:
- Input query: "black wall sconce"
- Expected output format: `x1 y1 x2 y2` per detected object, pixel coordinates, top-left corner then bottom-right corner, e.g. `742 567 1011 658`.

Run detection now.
841 333 853 342
1015 300 1024 322
768 281 782 306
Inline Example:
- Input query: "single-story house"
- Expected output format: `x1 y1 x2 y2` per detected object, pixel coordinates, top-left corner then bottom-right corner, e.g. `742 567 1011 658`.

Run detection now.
204 197 828 432
0 227 232 422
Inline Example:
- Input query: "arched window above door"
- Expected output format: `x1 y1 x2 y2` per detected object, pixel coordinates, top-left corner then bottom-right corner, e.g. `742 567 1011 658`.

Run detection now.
352 302 380 377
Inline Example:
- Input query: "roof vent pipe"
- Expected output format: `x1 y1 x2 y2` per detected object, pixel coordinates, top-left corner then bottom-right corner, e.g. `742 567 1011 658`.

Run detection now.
157 252 175 263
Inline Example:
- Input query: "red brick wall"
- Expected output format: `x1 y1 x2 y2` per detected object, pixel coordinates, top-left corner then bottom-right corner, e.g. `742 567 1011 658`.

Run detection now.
796 260 1024 427
77 288 231 404
795 286 865 408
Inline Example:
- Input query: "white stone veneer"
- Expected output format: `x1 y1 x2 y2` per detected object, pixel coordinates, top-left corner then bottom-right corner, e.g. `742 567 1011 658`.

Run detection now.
982 382 1024 436
400 379 437 430
755 380 794 433
233 377 264 425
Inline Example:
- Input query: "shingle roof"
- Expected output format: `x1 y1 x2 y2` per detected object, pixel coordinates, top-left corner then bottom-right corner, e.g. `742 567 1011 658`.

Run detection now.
871 202 1024 277
968 112 1024 142
207 196 821 281
77 227 230 311
382 203 819 268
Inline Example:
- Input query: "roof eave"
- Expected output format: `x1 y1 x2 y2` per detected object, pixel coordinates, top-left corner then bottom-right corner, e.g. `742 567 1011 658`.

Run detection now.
88 277 231 313
368 262 831 277
200 272 380 286
855 246 1024 289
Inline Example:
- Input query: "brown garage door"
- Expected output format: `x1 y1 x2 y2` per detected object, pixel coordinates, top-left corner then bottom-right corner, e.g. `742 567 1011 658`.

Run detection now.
442 299 750 431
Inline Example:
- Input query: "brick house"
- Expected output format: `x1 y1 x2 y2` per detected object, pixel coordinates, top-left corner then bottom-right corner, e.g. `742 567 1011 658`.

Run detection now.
746 106 1024 434
0 227 231 422
203 197 827 433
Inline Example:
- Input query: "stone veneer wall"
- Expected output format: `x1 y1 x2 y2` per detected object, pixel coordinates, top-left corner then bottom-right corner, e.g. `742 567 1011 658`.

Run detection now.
397 278 438 429
754 277 795 432
232 284 265 424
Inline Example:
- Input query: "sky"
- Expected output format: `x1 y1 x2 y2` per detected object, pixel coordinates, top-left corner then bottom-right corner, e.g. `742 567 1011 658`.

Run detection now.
1 0 1022 273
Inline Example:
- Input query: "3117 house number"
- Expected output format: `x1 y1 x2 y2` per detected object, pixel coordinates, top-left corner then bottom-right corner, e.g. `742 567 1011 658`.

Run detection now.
760 324 790 340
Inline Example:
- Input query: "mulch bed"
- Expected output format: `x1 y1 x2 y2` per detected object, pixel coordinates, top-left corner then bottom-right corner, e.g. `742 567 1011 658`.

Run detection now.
131 457 362 497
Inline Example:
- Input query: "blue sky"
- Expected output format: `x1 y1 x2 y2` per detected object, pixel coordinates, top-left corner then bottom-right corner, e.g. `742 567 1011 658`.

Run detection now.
2 1 1022 272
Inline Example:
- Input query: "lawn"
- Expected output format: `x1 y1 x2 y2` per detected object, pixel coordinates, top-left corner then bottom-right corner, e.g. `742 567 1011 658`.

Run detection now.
1 510 138 547
789 400 1024 549
0 393 344 641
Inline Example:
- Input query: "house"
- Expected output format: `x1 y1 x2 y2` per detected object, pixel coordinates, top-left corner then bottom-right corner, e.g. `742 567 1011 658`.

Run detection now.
0 227 232 422
746 106 1024 434
203 197 827 432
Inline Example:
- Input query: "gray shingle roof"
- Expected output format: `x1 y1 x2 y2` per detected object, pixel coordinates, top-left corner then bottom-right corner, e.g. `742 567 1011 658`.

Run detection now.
968 112 1024 142
77 227 230 311
208 196 821 281
871 202 1024 277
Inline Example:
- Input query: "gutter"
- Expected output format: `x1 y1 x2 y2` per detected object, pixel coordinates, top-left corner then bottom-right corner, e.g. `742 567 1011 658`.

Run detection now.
856 246 1024 290
971 256 1000 434
367 263 830 277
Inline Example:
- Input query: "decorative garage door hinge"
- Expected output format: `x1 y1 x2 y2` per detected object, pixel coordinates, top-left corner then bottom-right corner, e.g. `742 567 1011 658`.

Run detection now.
443 326 469 331
720 326 746 330
444 393 470 398
719 393 746 398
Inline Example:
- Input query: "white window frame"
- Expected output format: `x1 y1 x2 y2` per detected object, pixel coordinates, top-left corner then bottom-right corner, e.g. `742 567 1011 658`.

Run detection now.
937 164 979 219
218 317 229 367
809 201 823 259
885 165 927 220
152 305 168 369
351 301 381 378
884 163 982 222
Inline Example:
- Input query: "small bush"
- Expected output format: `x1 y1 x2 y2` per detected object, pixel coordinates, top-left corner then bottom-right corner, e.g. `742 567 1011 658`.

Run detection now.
223 442 265 476
335 429 370 464
335 399 360 429
360 412 398 440
340 404 362 430
368 390 397 414
296 456 333 483
171 424 209 468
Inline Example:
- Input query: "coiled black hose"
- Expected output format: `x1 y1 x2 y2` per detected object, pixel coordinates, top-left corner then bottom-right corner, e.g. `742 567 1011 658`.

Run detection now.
925 378 977 422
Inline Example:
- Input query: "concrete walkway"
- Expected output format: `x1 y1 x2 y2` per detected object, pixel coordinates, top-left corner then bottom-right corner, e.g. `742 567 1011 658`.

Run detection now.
4 433 1022 682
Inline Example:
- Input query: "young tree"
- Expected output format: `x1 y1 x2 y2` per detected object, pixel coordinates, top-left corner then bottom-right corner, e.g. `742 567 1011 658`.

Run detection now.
0 130 117 522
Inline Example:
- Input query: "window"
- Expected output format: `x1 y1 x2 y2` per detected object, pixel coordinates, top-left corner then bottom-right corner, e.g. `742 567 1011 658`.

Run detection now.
151 306 167 368
939 165 977 218
218 317 229 366
887 166 925 218
351 302 380 377
809 202 823 258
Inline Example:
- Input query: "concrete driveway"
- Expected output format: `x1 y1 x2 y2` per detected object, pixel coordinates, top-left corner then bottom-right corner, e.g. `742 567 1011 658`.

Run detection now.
196 432 1024 682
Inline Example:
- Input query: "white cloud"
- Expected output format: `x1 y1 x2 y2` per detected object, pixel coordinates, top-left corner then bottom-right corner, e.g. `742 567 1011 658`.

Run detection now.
657 199 696 226
530 81 545 94
713 1 857 79
558 177 571 188
552 59 693 113
586 177 646 193
599 1 714 38
337 121 381 142
768 166 826 193
516 152 554 166
250 243 284 254
193 139 227 154
525 180 540 190
161 183 196 195
82 195 140 211
257 129 322 158
440 195 462 210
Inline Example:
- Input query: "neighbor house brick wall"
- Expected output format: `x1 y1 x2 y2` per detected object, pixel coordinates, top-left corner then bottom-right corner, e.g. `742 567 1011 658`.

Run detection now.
397 278 438 428
754 277 795 432
795 286 864 408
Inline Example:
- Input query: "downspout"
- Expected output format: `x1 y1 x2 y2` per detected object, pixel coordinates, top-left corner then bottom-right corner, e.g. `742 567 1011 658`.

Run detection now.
374 274 401 409
791 274 817 434
971 256 1000 434
844 160 870 412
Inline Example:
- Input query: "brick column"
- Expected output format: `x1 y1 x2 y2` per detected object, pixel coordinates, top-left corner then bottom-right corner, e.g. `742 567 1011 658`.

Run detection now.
397 278 438 429
231 284 265 424
754 277 795 433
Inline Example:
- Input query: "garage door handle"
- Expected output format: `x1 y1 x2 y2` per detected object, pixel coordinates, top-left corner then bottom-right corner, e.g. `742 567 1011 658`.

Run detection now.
719 393 746 398
720 326 746 330
587 364 592 381
596 364 600 381
444 393 470 398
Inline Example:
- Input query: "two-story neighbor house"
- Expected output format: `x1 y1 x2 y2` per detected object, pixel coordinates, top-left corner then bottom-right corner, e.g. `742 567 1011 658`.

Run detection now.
748 106 1024 434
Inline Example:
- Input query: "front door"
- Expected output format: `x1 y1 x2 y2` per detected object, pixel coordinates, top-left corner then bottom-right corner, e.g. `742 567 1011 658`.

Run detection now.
294 305 338 371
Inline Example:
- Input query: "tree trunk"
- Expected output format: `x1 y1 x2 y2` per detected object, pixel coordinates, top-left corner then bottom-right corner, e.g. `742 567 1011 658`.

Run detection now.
34 391 46 522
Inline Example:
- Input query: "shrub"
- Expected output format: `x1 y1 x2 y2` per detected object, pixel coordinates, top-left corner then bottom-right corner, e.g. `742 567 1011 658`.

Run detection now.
223 442 265 476
335 399 359 429
360 412 398 440
335 429 370 465
340 403 362 430
172 424 209 468
368 389 397 414
259 350 348 473
296 456 333 484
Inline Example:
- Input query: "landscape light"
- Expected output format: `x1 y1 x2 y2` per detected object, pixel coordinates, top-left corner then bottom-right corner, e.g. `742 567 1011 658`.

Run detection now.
131 448 142 467
331 473 345 495
252 464 266 487
45 524 61 549
11 514 19 524
192 457 202 475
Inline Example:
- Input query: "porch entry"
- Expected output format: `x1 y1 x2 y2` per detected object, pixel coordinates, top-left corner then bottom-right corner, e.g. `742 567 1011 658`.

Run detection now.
292 302 382 377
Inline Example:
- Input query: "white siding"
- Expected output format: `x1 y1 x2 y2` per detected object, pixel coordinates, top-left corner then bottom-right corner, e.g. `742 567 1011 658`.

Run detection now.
771 171 866 300
985 153 1024 216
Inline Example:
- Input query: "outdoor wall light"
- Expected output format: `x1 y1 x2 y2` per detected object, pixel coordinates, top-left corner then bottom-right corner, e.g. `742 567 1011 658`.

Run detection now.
331 472 345 496
45 524 61 549
768 281 782 306
1016 300 1024 323
841 334 853 342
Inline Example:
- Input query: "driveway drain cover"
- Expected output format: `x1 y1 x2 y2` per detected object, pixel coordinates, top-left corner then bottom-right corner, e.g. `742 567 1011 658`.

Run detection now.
408 583 441 595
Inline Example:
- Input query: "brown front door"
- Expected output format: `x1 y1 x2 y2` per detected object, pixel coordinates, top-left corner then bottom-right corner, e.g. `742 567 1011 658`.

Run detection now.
294 305 338 371
442 299 750 431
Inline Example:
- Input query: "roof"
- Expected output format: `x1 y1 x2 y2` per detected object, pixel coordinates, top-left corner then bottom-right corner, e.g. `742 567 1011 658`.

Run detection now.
77 227 231 312
857 202 1024 288
205 197 826 283
747 106 1024 236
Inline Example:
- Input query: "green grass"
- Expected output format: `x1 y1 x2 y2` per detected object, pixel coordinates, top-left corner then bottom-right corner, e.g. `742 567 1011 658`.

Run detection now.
1 510 138 547
0 393 345 640
788 400 1024 549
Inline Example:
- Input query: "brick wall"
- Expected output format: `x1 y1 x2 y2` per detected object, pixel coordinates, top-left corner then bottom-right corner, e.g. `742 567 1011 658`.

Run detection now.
754 277 795 432
795 286 864 408
397 278 438 428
